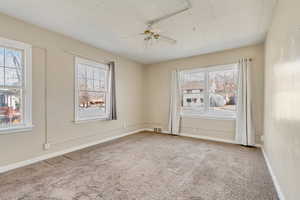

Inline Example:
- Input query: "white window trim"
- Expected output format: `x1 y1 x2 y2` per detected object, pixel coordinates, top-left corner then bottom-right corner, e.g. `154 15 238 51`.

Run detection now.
0 125 34 134
180 63 238 120
74 57 111 122
0 37 33 134
181 112 236 120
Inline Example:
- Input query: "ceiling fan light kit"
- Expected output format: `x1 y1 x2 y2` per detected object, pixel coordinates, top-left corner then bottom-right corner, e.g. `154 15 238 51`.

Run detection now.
139 0 192 46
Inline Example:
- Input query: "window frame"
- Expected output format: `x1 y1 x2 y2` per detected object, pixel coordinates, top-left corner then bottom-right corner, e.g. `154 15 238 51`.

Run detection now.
74 57 110 122
0 37 33 134
180 63 238 120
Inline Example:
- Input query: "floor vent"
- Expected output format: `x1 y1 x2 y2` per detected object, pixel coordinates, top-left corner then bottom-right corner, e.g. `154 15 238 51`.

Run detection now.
153 128 162 133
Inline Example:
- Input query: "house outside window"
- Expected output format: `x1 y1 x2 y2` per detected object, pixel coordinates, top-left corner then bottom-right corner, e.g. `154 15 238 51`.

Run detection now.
74 57 110 122
180 64 238 119
0 37 32 133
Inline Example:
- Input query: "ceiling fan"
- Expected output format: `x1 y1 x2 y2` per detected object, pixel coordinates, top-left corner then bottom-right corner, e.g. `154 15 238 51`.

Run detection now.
129 0 192 46
140 25 177 45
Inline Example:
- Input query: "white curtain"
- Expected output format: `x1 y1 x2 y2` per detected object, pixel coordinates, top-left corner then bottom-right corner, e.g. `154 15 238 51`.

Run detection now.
235 58 255 146
168 70 182 135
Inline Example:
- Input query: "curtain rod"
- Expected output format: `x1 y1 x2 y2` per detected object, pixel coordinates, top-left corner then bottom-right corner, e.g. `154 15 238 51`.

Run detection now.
177 58 253 72
178 62 238 72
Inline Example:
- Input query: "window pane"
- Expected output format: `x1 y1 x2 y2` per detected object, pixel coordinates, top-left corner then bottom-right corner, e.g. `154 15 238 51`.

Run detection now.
94 80 106 91
5 68 22 87
79 91 106 111
87 80 93 90
94 68 105 80
100 80 106 90
78 79 86 90
0 67 4 86
5 48 23 68
86 66 94 80
0 48 4 66
181 71 205 110
77 64 86 79
0 88 22 127
209 69 238 112
94 80 101 91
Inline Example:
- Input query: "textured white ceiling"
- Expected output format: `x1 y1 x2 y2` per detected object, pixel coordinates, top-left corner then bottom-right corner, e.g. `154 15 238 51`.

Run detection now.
0 0 277 64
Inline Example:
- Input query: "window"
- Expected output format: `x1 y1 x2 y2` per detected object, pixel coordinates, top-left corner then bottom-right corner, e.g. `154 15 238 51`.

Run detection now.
182 70 205 112
0 37 32 133
75 57 110 121
180 64 238 119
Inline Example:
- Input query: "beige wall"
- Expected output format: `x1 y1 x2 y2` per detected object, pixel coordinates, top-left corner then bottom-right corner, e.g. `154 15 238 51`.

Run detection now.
0 13 146 166
264 0 300 199
145 44 265 143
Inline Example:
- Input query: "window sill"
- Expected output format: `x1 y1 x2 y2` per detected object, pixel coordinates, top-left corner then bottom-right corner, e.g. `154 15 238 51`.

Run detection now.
0 125 34 135
181 114 236 120
73 117 108 124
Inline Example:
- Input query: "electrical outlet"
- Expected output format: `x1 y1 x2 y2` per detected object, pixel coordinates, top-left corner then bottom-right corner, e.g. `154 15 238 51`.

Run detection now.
44 143 51 150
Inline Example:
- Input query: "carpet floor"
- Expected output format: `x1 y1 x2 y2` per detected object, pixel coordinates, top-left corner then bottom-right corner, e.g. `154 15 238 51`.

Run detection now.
0 132 278 200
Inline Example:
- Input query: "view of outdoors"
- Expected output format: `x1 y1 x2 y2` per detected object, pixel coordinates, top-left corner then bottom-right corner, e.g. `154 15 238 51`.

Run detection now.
181 67 238 113
77 64 107 112
208 69 238 112
182 71 205 111
0 47 23 127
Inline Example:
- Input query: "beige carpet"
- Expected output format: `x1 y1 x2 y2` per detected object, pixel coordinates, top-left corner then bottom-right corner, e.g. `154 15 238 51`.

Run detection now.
0 132 278 200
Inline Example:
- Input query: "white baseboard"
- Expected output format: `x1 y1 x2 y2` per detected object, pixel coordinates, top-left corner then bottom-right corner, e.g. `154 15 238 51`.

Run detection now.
261 147 285 200
143 128 154 132
179 133 237 144
145 128 262 147
145 129 246 145
0 128 145 174
145 128 237 145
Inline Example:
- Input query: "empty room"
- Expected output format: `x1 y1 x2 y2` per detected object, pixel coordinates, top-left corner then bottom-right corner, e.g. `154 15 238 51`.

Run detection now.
0 0 299 199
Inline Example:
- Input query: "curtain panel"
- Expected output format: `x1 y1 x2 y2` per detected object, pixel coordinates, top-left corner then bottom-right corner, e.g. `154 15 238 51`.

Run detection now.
235 58 255 146
168 70 182 135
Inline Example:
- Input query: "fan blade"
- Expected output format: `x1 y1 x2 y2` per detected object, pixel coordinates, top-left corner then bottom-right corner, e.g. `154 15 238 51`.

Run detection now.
159 35 177 44
121 33 145 39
